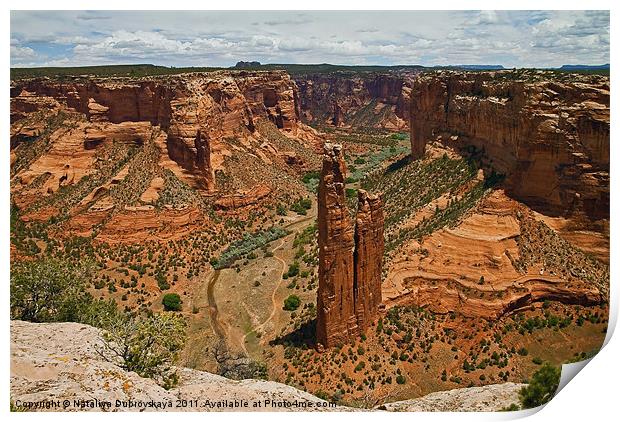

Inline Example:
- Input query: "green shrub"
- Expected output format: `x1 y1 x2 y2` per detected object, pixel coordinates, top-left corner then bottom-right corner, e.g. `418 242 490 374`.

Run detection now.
290 198 312 215
287 261 300 277
396 375 406 384
162 293 182 311
98 312 186 388
519 362 561 408
390 132 408 141
283 295 301 311
532 357 543 365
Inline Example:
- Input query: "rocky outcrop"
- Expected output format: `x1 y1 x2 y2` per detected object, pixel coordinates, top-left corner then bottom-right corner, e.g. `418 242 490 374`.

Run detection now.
214 184 272 211
10 320 338 412
316 143 357 348
317 144 385 348
295 72 415 130
409 70 610 220
378 383 525 412
353 190 384 332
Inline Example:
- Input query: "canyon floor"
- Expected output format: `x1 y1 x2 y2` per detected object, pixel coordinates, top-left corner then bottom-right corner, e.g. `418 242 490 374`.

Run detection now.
10 68 609 410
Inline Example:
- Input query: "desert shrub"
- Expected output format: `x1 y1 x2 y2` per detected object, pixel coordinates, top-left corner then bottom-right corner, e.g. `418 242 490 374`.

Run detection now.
290 198 312 215
390 132 408 141
314 390 329 400
276 203 288 215
519 362 561 408
532 357 543 365
156 272 170 290
97 311 186 388
10 258 94 322
396 375 406 384
162 293 182 311
283 295 301 311
287 261 300 277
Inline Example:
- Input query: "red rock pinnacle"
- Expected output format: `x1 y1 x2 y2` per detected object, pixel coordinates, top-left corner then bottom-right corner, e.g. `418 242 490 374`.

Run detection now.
316 142 384 348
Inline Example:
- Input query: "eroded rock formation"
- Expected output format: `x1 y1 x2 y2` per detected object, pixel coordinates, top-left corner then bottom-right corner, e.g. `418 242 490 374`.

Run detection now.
317 143 384 348
353 190 384 332
409 70 610 219
194 130 215 191
317 142 357 348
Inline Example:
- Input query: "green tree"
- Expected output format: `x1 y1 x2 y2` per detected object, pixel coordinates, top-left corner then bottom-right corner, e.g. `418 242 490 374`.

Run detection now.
519 362 561 408
10 258 94 322
162 293 182 311
283 295 301 311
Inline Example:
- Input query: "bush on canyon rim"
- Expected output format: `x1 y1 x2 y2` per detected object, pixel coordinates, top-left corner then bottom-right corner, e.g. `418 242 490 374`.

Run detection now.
98 311 186 389
519 362 561 408
162 293 182 311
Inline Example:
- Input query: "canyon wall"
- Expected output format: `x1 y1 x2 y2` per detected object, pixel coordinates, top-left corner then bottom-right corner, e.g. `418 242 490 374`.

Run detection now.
294 73 414 130
409 71 610 220
317 143 384 348
11 70 302 192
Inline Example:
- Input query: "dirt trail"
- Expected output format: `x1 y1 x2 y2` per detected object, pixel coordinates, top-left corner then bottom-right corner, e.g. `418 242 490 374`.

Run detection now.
239 211 317 356
206 269 225 338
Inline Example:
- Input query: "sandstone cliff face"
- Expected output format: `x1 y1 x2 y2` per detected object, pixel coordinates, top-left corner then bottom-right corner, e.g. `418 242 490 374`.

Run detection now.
317 143 357 347
353 190 384 332
409 71 610 220
11 70 302 192
295 73 414 130
317 144 385 348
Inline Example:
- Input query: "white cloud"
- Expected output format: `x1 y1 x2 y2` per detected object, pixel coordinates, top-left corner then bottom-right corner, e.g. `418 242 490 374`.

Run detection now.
11 45 36 61
9 10 609 68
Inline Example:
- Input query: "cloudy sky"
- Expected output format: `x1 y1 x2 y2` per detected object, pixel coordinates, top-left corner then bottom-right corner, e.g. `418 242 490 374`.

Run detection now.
10 10 609 68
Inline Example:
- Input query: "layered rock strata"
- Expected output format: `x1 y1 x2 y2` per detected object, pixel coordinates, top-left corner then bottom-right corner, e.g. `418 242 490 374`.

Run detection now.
409 70 610 219
316 143 357 347
295 73 414 130
353 190 385 332
11 70 303 193
316 143 384 348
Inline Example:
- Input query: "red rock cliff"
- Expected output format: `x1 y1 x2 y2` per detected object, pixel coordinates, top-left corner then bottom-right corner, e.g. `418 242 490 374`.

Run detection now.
11 71 302 192
410 70 609 219
295 73 414 130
